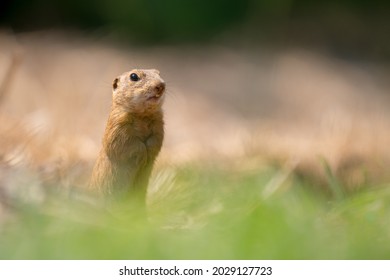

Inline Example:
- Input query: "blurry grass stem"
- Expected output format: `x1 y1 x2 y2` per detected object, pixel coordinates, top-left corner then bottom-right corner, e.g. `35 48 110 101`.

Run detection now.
0 51 23 107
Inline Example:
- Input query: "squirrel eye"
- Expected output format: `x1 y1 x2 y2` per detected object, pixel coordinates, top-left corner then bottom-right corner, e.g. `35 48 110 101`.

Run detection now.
130 73 139 81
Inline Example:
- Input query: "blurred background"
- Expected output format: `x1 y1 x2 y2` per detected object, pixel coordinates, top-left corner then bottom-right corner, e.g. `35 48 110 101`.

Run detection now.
0 0 390 259
1 0 389 57
1 0 389 186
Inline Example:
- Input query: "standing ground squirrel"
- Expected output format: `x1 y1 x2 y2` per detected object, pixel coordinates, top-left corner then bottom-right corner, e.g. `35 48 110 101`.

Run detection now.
90 69 165 202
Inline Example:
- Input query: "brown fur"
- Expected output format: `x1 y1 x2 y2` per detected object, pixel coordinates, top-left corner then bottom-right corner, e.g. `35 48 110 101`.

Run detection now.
90 69 165 201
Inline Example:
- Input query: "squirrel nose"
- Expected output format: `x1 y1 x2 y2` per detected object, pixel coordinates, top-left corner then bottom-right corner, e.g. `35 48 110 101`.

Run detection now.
155 82 166 94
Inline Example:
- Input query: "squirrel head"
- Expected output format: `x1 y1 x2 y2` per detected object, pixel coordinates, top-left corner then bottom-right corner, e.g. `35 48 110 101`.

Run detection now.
112 69 165 115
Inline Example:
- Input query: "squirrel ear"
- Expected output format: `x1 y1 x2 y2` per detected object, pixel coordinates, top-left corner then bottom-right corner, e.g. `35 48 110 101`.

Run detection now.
112 77 119 91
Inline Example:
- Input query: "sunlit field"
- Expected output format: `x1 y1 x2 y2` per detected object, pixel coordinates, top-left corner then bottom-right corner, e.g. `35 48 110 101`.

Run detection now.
1 31 390 259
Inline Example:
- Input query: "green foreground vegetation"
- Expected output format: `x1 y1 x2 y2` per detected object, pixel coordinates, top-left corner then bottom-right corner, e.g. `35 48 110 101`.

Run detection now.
1 165 390 259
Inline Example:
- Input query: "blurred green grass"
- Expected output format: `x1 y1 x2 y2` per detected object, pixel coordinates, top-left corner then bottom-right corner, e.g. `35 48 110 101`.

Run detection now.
1 165 390 259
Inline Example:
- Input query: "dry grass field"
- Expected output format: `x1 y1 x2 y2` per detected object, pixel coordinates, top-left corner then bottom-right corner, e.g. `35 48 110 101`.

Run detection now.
1 31 390 190
0 31 390 259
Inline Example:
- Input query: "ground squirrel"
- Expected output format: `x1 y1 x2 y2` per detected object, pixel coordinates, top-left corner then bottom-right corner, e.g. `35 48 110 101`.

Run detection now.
90 69 165 202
